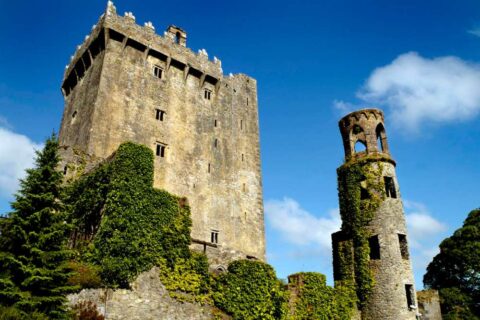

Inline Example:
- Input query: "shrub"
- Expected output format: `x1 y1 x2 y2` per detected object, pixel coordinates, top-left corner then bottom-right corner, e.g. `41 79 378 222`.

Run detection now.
70 301 105 320
67 261 102 289
213 260 287 320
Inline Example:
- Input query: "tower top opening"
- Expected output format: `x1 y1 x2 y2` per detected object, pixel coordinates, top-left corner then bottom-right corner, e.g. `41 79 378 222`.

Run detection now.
338 108 390 161
166 25 187 46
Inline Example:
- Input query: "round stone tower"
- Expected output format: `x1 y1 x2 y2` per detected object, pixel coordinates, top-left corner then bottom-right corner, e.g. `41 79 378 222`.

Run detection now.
332 108 418 319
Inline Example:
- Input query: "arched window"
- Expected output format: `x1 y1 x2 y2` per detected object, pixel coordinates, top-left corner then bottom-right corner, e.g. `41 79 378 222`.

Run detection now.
376 123 386 152
355 140 367 153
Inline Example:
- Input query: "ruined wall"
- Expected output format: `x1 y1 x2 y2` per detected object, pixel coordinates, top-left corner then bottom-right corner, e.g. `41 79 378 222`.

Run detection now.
417 290 442 320
58 2 265 267
67 268 217 320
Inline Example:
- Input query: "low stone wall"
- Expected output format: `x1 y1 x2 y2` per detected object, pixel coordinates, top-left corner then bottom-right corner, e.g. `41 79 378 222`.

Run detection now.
67 267 215 320
417 290 442 320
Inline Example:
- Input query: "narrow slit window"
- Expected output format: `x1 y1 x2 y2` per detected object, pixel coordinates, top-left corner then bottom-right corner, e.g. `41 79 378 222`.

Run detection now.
405 284 415 309
242 154 244 162
398 234 409 259
204 89 212 100
155 109 166 121
240 120 243 130
384 176 397 198
211 230 219 244
63 166 68 175
208 163 211 173
153 65 163 79
247 98 249 106
368 235 380 260
214 139 218 148
214 119 217 127
243 183 246 192
156 143 166 157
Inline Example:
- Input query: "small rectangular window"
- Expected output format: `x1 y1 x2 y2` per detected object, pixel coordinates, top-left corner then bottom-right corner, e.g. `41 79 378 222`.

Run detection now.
405 284 415 309
153 65 163 79
155 109 166 121
384 176 397 198
398 234 409 260
211 230 219 244
368 235 380 260
156 143 166 157
204 89 211 100
214 119 217 127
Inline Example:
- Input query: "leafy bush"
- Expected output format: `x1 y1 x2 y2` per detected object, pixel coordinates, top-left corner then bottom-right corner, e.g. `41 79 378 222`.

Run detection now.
289 273 355 320
67 261 102 289
158 252 212 303
213 260 287 320
70 301 105 320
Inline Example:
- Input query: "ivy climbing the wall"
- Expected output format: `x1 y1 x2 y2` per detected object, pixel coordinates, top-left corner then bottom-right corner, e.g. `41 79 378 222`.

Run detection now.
65 142 193 288
337 154 390 309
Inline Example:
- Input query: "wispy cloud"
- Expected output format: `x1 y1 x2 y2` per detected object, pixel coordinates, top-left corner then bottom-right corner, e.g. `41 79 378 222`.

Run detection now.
467 26 480 37
265 197 341 251
404 200 448 285
0 125 42 199
335 52 480 133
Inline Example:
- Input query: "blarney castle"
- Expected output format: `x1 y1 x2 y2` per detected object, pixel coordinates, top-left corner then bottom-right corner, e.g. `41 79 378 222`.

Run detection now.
60 2 441 319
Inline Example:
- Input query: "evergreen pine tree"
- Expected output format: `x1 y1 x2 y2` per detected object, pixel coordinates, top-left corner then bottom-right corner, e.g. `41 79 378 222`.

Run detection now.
0 134 74 319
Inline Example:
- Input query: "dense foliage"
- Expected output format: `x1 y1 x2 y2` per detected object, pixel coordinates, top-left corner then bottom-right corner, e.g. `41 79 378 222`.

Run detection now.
213 260 288 320
65 142 192 288
289 273 355 320
424 209 480 319
336 155 388 308
0 135 74 319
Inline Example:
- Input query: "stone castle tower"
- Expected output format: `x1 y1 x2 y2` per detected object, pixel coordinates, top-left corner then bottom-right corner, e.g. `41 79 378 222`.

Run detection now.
332 109 418 319
58 2 265 269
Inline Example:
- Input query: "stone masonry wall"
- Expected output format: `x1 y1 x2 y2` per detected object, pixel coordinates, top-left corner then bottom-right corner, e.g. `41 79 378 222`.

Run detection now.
417 290 442 320
58 3 265 266
67 268 217 320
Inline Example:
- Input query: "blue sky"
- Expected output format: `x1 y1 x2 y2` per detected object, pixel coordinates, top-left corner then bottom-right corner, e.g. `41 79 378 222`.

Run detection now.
1 0 480 288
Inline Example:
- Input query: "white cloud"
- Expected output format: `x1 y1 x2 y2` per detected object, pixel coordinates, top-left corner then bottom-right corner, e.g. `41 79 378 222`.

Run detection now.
0 126 42 198
404 200 448 284
405 200 447 242
338 52 480 132
333 100 359 114
265 197 341 251
468 28 480 37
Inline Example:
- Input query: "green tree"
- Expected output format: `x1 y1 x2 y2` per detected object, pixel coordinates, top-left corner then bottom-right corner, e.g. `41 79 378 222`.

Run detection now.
423 209 480 319
0 134 74 319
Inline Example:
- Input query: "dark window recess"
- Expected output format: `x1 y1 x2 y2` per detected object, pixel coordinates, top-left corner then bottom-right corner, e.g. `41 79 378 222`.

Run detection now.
72 111 77 118
208 163 211 173
153 65 163 79
242 154 244 162
156 144 166 157
214 139 218 148
360 186 370 200
247 98 249 106
368 235 380 260
211 231 219 244
405 284 415 308
155 109 166 121
243 183 246 192
204 89 212 100
240 120 243 130
214 119 217 127
384 176 397 198
398 234 409 259
63 166 68 175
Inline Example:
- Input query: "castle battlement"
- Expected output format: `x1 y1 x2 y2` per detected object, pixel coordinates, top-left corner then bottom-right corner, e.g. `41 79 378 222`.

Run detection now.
62 1 243 97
